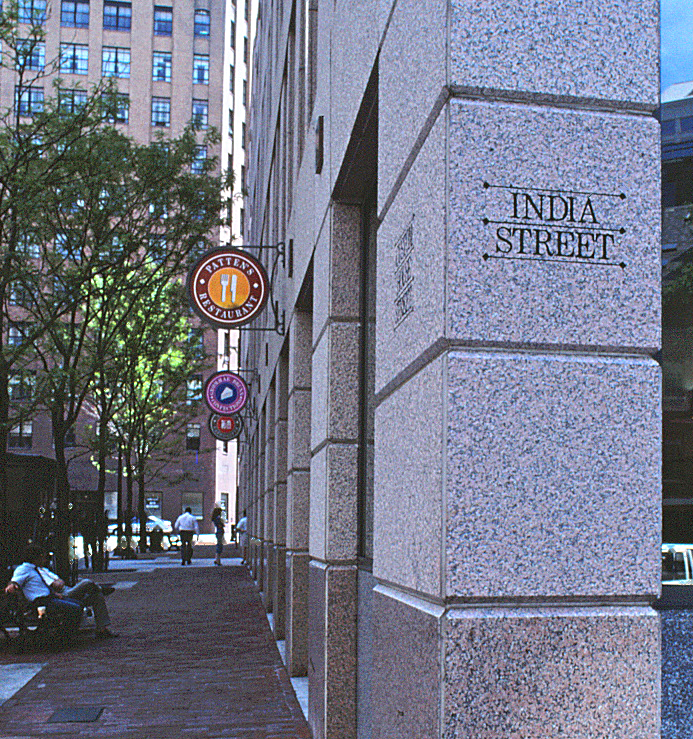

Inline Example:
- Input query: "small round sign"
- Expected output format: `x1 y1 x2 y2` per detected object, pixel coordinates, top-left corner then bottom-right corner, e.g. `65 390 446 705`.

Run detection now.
208 413 244 441
187 247 269 328
204 371 248 415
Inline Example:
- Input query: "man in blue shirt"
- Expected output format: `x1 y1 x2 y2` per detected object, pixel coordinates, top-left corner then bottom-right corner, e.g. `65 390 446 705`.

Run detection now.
4 544 117 639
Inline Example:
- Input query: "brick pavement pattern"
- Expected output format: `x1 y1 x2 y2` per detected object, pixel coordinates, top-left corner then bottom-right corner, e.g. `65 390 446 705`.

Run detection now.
0 561 311 739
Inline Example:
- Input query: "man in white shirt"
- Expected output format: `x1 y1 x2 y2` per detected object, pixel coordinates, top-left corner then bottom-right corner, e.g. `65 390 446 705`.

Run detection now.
4 544 117 639
174 507 199 566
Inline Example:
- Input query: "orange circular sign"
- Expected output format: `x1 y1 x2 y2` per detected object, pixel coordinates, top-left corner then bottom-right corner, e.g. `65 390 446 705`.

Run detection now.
187 247 269 327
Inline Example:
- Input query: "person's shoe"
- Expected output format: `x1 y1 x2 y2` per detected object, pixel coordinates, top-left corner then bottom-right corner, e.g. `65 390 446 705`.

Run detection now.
99 585 116 596
95 628 119 639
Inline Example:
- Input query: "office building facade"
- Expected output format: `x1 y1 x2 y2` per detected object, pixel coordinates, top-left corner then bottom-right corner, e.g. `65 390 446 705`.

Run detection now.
238 1 661 737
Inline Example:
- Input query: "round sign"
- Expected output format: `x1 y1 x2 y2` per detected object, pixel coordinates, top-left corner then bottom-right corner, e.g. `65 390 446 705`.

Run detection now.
204 372 248 414
187 247 269 328
208 413 244 441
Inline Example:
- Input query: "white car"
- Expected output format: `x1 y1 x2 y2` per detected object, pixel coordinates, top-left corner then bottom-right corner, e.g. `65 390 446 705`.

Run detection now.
108 515 173 535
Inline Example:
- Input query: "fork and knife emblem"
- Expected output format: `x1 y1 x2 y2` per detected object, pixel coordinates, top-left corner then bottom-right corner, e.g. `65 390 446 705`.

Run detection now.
219 272 237 305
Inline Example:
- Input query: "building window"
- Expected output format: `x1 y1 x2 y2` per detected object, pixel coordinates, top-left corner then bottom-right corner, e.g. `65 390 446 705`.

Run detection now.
17 40 45 70
18 233 40 258
243 78 248 107
229 64 234 92
186 374 202 404
193 54 209 85
18 0 46 24
192 99 208 128
15 86 43 117
193 8 209 36
241 121 246 148
9 420 32 449
243 36 248 63
103 1 131 31
152 50 171 81
59 88 87 114
153 6 172 35
62 425 76 447
191 145 206 174
186 423 201 451
61 0 89 27
151 96 170 126
9 371 35 401
228 109 233 136
104 92 129 123
102 46 130 77
60 43 89 74
230 20 235 47
7 322 29 346
8 282 30 307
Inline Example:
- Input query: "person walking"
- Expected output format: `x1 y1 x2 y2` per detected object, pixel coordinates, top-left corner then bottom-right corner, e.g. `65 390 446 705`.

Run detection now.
211 506 225 566
174 507 199 566
236 510 248 565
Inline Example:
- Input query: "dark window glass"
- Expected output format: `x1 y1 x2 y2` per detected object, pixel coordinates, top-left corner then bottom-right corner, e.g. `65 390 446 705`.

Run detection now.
9 420 32 448
661 119 677 137
60 43 89 74
15 86 43 116
9 371 35 401
186 375 202 404
680 117 693 134
59 88 87 114
18 0 46 24
103 1 131 31
194 8 209 36
153 6 172 35
16 40 45 70
152 50 171 81
192 99 208 129
192 145 206 174
186 423 201 450
193 54 209 84
151 96 170 126
61 0 89 27
102 46 130 77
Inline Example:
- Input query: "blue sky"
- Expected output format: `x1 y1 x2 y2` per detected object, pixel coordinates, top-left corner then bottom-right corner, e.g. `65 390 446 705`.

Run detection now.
662 0 693 91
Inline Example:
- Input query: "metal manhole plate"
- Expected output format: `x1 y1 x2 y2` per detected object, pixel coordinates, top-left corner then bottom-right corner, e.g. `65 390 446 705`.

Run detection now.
47 706 104 723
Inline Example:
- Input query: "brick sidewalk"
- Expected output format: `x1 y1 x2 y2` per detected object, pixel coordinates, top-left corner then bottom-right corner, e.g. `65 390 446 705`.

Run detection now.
0 560 311 739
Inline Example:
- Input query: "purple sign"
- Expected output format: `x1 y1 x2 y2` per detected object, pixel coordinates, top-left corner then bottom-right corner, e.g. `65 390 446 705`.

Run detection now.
204 372 248 415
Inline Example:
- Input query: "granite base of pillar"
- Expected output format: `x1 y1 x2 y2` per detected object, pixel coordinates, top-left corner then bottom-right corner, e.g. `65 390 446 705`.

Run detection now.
371 585 660 739
308 560 358 739
286 550 310 676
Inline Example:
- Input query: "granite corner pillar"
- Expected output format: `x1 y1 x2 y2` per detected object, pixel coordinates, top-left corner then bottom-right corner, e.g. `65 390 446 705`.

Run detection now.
308 203 361 739
371 1 661 737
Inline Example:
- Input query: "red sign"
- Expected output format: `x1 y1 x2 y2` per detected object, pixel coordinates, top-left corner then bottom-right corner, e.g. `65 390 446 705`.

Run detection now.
187 247 269 328
208 413 243 441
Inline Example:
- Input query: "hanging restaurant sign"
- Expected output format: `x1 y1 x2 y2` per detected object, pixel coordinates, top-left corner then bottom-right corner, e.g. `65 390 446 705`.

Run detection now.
187 247 270 328
208 412 244 442
204 371 248 415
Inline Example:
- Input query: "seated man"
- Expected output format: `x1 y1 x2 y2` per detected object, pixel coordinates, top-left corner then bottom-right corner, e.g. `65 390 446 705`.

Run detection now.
4 544 118 639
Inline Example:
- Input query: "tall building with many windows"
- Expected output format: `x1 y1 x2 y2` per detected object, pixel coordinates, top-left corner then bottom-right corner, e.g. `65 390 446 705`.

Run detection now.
0 0 252 536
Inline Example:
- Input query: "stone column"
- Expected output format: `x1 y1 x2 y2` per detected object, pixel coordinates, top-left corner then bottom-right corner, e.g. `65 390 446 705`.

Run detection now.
262 381 276 609
372 1 661 737
272 352 289 639
286 310 312 675
308 205 361 738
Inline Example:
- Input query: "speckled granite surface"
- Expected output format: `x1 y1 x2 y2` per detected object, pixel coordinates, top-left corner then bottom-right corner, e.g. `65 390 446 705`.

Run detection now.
662 607 693 739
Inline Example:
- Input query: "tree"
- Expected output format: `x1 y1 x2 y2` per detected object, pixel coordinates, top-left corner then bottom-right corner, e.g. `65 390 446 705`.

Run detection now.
102 277 209 553
0 4 125 573
27 125 225 576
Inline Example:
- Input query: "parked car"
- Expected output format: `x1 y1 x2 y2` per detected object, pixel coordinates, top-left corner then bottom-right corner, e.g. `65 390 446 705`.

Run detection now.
108 515 173 535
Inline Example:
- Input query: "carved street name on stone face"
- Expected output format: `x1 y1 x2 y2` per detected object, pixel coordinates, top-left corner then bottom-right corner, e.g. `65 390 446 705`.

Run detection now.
481 182 627 270
394 219 414 328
